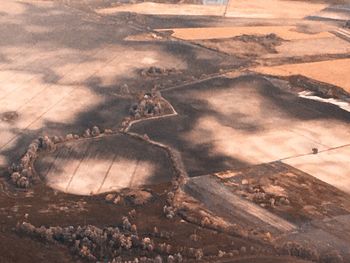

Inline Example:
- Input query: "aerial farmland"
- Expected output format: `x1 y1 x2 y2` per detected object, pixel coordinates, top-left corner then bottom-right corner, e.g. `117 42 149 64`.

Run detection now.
0 0 350 262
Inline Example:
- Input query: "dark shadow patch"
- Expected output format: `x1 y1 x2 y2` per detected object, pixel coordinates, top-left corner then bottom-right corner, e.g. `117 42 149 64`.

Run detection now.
130 75 350 176
1 111 19 123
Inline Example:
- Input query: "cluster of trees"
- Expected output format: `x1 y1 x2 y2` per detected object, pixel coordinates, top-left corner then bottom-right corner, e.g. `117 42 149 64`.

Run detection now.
140 67 178 77
8 136 55 188
8 125 110 188
129 93 163 119
18 220 187 263
277 241 344 263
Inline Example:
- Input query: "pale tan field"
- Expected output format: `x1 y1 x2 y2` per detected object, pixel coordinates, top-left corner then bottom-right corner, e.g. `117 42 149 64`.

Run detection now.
36 135 175 195
96 0 327 19
254 58 350 92
158 26 333 41
284 146 350 194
